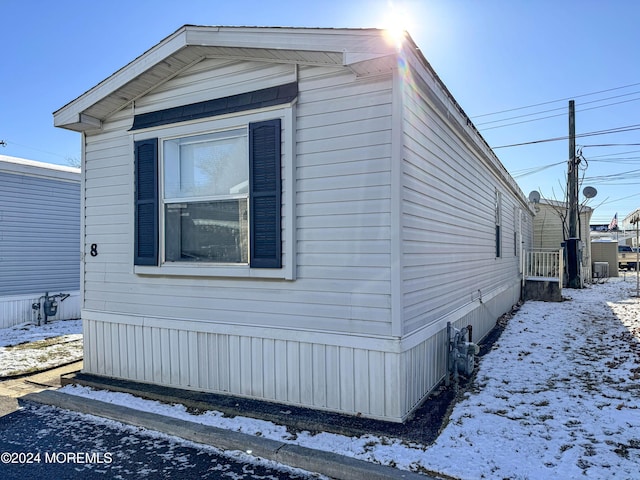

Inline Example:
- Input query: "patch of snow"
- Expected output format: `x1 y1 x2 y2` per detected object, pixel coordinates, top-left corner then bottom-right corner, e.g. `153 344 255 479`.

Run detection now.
0 319 82 347
420 278 640 479
0 319 82 376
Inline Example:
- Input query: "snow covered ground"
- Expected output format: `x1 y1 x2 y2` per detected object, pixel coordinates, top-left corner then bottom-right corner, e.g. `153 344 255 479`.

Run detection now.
2 279 639 479
0 319 82 377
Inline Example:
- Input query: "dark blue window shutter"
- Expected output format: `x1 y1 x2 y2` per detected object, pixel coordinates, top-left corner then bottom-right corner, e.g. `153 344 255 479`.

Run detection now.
134 138 159 266
249 119 282 268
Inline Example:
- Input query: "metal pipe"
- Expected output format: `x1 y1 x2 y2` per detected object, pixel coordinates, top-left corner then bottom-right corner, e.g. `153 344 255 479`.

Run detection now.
44 291 49 324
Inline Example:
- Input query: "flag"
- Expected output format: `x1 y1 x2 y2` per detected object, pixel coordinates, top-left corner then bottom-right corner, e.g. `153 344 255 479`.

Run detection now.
608 213 618 231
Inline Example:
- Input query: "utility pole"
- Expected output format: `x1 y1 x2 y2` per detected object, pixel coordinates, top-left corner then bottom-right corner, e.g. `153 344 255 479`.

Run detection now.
567 100 581 288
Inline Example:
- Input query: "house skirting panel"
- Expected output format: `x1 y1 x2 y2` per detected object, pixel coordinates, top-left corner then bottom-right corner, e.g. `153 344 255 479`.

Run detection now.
82 282 520 422
400 281 521 417
0 291 81 329
82 312 406 422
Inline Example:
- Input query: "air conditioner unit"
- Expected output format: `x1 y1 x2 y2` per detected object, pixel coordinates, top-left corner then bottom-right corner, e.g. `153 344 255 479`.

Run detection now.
593 262 609 279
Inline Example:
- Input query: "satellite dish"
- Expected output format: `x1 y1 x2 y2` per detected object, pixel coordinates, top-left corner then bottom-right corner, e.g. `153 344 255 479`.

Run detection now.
583 186 597 199
528 191 541 203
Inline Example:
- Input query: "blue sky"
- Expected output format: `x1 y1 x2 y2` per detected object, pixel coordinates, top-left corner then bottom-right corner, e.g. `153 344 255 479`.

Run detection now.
1 0 638 224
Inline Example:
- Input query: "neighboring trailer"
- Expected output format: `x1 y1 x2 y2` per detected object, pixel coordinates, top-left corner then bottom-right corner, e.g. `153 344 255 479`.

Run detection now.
531 199 593 281
54 26 533 422
0 155 81 328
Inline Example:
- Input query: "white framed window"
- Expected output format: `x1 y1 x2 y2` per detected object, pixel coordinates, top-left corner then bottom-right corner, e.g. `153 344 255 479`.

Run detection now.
133 106 296 280
163 128 249 264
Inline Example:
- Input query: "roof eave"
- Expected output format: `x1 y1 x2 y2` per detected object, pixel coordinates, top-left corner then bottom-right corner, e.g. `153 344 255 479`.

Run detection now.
54 26 190 131
53 26 397 132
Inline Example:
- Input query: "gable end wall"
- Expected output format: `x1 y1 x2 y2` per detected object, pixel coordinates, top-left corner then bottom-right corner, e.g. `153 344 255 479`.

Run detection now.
81 58 404 419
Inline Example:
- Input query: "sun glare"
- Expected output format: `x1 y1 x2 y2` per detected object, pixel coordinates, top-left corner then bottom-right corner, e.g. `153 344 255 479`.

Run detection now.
382 3 413 49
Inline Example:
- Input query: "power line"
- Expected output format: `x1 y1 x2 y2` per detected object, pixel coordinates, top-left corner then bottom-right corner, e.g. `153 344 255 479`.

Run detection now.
479 96 640 131
472 81 640 118
511 161 566 178
581 143 640 147
589 157 640 163
508 153 640 180
476 89 640 127
589 181 640 186
569 124 640 137
506 153 640 181
0 139 72 160
493 136 565 149
492 123 640 149
597 192 640 206
480 112 567 131
587 149 640 159
476 105 566 127
584 168 640 182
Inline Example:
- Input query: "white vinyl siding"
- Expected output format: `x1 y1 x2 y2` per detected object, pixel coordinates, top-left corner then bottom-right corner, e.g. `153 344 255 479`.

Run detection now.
532 202 590 251
82 61 394 337
399 59 530 338
135 58 297 114
84 118 133 285
0 165 80 296
296 66 393 303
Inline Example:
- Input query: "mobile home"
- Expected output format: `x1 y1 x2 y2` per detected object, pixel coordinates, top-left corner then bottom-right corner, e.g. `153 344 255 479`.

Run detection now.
54 26 533 421
0 155 80 328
